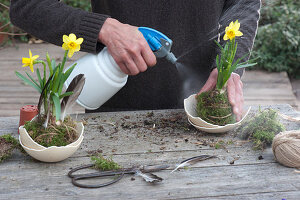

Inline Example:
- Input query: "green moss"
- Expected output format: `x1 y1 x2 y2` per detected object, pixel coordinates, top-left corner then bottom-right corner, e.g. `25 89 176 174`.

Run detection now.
0 134 19 163
215 143 221 149
24 116 78 147
215 140 225 149
253 130 275 149
1 134 18 147
91 154 121 171
240 108 285 150
227 140 234 145
196 90 235 125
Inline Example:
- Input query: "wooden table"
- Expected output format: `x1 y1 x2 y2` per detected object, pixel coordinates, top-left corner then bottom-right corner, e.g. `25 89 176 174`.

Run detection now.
0 105 299 199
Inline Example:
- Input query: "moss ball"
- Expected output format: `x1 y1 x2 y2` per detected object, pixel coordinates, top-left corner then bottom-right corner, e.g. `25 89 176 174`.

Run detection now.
196 90 235 126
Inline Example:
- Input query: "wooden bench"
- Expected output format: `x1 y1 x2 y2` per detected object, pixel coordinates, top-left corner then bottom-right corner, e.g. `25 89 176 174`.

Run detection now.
0 104 299 199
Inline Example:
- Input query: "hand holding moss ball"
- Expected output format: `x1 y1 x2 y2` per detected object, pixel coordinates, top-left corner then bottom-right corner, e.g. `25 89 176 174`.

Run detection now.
197 68 244 122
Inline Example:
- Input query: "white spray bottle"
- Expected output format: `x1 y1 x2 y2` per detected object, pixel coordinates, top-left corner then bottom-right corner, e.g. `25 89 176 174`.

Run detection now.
65 27 177 110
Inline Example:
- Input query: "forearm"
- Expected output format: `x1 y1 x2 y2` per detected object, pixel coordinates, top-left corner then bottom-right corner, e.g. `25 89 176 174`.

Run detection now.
10 0 110 53
219 0 261 76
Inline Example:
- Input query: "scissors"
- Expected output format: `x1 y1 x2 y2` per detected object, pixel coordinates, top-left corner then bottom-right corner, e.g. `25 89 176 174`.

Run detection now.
68 164 170 188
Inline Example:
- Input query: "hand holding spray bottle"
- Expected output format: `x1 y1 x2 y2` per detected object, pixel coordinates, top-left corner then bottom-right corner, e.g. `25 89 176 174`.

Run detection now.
65 27 177 110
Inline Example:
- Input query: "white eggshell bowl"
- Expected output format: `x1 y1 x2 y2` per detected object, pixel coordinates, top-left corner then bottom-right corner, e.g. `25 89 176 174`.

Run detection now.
19 122 84 162
184 94 251 133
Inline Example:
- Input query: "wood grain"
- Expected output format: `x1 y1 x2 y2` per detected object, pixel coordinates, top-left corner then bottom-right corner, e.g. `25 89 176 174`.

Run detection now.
0 105 299 199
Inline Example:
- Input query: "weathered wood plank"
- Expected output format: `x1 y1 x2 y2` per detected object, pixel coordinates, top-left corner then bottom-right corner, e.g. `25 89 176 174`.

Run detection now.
0 157 299 200
0 98 38 104
242 71 290 82
0 104 84 117
0 105 299 199
0 43 86 62
245 100 298 108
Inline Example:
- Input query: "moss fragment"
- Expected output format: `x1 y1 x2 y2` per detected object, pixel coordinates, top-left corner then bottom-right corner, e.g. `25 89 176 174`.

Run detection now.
0 134 19 163
215 143 221 149
91 154 121 171
196 90 235 126
239 108 285 150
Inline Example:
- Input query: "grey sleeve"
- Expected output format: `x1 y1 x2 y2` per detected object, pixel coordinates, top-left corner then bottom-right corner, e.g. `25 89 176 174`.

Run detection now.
9 0 110 53
218 0 261 77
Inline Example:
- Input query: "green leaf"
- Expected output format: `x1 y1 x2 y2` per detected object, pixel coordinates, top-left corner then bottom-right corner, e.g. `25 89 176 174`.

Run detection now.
57 77 65 95
63 63 77 82
51 59 56 73
49 66 59 91
42 62 47 86
51 92 61 121
214 40 224 51
15 71 42 93
59 91 73 99
53 71 63 93
237 63 257 69
229 54 249 74
60 50 68 71
215 55 220 71
36 68 43 88
47 56 53 77
51 63 61 92
25 72 41 89
46 52 51 68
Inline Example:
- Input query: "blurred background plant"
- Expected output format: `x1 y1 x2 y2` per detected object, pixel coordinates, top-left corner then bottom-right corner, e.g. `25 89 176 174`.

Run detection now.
0 0 28 48
0 0 91 48
63 0 91 11
251 0 300 79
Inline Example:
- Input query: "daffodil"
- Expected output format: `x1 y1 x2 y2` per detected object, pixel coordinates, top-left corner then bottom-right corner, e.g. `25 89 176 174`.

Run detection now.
62 33 83 58
22 50 39 72
223 20 243 41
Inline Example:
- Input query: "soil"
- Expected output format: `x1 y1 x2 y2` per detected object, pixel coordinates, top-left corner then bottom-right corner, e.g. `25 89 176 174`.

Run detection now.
0 138 14 162
81 110 240 156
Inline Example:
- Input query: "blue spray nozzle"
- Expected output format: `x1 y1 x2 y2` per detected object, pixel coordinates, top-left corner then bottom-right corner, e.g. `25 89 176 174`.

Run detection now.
138 27 177 64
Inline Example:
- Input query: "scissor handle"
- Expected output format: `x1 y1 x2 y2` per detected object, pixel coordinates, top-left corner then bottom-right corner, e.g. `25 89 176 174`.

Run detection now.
68 164 95 178
71 171 124 188
68 164 127 188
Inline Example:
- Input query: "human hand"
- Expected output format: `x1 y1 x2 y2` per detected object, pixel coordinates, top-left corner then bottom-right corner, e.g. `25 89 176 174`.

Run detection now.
196 68 244 121
98 18 157 75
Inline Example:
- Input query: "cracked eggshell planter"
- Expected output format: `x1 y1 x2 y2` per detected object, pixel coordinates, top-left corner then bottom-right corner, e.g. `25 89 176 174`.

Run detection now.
184 94 251 133
19 122 84 162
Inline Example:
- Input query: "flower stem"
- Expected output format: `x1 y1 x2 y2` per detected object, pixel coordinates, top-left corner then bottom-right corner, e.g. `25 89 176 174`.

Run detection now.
61 50 68 70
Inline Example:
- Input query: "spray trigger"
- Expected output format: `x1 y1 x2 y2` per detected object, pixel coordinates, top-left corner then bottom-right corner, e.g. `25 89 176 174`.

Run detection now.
138 27 177 64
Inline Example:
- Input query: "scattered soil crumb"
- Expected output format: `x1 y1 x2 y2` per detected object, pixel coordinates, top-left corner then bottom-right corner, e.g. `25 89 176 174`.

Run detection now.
146 112 154 118
87 149 103 155
160 146 166 150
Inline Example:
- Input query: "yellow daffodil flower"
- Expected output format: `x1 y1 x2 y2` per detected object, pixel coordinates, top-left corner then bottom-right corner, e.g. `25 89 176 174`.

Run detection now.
223 20 243 41
22 49 39 72
62 33 83 58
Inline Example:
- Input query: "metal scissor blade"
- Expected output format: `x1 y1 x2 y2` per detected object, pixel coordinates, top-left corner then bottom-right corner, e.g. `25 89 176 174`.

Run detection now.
135 164 169 183
135 170 163 183
140 164 170 173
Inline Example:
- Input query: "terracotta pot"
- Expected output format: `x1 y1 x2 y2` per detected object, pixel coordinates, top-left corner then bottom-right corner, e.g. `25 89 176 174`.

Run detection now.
19 105 38 128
